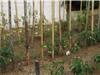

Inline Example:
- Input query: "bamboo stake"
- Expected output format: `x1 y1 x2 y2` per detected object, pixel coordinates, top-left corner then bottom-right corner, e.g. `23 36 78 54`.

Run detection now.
40 0 44 60
86 1 90 31
24 0 29 65
8 0 15 67
69 0 72 50
0 0 3 48
80 0 82 15
98 1 100 29
80 0 82 31
58 0 62 54
32 0 35 44
51 0 55 59
14 0 19 41
91 0 94 33
8 0 12 30
63 0 65 20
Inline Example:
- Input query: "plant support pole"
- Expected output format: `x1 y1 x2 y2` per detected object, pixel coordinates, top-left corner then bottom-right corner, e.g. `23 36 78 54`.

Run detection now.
14 0 19 41
80 0 82 16
98 1 100 29
51 0 55 59
40 0 44 60
63 0 65 20
91 0 94 33
0 0 3 48
69 0 72 50
24 0 29 65
86 1 90 31
32 0 35 44
58 0 62 53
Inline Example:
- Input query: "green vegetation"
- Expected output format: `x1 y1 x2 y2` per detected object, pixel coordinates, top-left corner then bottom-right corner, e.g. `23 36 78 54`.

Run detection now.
70 58 94 75
0 47 14 72
44 60 64 75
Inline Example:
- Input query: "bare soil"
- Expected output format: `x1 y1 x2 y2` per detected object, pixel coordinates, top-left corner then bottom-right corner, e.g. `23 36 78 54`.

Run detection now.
0 44 100 75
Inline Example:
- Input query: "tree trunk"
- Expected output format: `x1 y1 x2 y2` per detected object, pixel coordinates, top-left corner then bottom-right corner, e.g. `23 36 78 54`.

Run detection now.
24 0 29 65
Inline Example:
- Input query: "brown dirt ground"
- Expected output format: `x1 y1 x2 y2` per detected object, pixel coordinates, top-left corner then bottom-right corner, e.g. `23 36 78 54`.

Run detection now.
0 44 100 75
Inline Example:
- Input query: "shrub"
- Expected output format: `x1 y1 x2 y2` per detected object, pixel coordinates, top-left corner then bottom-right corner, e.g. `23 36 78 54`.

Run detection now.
71 43 80 53
0 47 14 72
70 58 84 75
70 58 94 75
44 60 64 75
78 30 97 47
94 54 100 68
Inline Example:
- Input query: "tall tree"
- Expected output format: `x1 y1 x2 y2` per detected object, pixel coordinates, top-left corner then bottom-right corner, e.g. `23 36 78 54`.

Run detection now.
24 0 29 65
51 0 55 59
40 0 44 60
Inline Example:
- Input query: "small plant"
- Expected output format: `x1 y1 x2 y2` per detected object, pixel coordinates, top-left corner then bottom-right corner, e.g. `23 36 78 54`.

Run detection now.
44 60 64 75
70 58 94 75
84 62 94 75
94 54 100 68
71 43 80 53
61 32 69 50
0 47 14 72
70 58 84 75
78 30 96 47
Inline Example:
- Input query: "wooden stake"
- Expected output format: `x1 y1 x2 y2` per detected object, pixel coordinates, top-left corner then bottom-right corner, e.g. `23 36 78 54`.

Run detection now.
80 0 82 31
86 1 90 31
24 0 29 65
51 0 55 59
14 0 19 41
80 0 82 16
69 0 72 50
40 0 44 60
32 0 35 44
0 0 3 48
91 0 94 33
63 0 65 20
98 1 100 29
58 0 62 54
